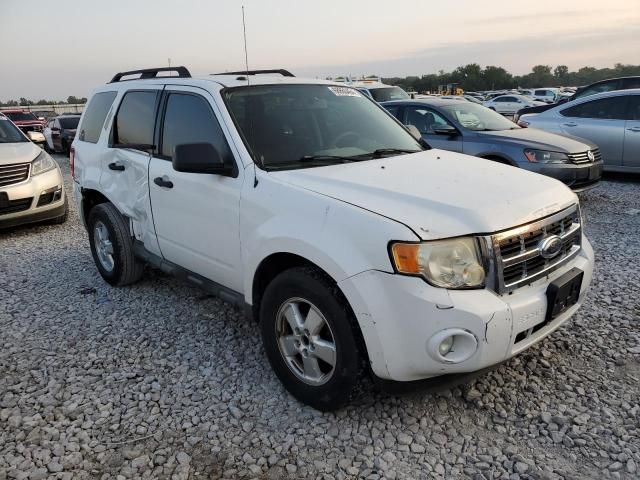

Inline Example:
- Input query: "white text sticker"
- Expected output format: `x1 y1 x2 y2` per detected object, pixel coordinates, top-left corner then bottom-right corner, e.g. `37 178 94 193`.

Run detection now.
328 86 362 97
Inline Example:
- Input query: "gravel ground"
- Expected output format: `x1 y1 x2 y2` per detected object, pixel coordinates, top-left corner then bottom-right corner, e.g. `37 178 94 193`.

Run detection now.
1 155 639 480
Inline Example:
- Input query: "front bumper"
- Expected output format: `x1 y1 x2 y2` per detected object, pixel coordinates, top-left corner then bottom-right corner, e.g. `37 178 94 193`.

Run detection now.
0 166 66 228
339 236 594 382
523 161 603 192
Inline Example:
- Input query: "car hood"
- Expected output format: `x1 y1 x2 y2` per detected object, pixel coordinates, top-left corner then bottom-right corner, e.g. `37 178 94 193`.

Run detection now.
0 142 40 166
272 150 577 240
475 128 597 152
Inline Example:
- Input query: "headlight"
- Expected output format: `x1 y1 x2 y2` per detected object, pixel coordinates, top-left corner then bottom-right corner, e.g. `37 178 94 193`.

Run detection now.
524 149 570 164
31 151 57 175
390 237 486 288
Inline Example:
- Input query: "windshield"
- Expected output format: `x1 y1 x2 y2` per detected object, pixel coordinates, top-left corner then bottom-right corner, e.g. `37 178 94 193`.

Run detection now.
59 117 80 129
4 111 38 122
224 84 422 170
0 117 28 143
370 86 410 102
441 103 519 131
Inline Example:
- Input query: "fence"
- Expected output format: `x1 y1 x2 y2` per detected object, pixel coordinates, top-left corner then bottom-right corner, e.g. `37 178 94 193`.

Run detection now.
0 104 85 115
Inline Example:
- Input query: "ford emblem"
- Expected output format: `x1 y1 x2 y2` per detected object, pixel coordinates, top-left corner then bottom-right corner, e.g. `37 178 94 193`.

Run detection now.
539 235 563 259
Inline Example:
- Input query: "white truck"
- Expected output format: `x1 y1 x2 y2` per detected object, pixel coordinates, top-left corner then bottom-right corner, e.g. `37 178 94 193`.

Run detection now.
72 67 594 410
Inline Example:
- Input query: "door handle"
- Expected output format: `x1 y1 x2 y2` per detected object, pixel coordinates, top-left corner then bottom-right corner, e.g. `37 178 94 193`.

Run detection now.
154 176 173 189
108 162 125 171
563 122 578 127
627 127 640 132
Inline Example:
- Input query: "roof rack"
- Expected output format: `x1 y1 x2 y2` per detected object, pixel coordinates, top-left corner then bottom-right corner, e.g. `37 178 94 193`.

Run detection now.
109 66 191 83
212 69 294 77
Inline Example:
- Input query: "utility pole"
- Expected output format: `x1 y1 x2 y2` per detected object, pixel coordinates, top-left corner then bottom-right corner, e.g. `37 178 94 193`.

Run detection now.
168 58 171 68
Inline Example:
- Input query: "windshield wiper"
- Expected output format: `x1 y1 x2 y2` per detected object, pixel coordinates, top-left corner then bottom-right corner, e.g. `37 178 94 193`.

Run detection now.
356 148 422 159
298 155 357 163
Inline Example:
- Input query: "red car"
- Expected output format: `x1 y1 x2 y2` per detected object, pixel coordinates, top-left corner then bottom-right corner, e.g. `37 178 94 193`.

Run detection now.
1 109 46 134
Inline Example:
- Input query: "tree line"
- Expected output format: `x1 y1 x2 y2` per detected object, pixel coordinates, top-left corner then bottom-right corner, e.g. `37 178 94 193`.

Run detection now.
0 96 87 107
382 63 640 93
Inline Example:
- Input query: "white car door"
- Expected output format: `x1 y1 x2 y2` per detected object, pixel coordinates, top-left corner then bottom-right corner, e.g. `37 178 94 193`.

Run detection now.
43 120 54 150
99 87 164 253
556 95 627 168
148 86 245 292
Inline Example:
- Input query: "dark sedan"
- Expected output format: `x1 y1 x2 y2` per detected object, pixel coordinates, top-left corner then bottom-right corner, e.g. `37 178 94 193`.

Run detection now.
382 99 603 191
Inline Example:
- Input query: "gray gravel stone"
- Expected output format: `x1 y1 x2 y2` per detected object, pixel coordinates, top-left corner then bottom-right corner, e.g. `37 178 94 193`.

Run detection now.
1 158 639 479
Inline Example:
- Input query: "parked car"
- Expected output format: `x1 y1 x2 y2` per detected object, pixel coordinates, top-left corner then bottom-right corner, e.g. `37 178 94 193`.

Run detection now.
0 115 67 228
521 89 640 173
515 76 640 122
1 109 46 134
31 110 58 121
484 95 546 115
382 99 602 191
532 88 559 103
352 81 410 102
72 66 594 410
43 114 81 154
573 76 640 101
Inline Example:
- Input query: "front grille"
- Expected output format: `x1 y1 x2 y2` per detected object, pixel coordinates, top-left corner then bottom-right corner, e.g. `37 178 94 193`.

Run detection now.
567 149 601 164
19 125 43 133
0 197 33 215
492 205 581 293
0 162 30 187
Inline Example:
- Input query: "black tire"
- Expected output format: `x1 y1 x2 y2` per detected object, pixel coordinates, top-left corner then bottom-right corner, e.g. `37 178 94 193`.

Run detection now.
260 266 365 411
61 140 69 156
43 141 52 153
49 198 68 225
87 203 143 286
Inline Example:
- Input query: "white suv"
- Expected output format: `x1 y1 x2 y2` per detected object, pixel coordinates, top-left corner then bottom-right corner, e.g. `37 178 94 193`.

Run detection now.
72 67 594 410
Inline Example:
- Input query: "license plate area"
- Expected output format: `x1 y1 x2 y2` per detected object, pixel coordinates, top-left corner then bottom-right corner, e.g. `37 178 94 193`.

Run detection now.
546 267 584 321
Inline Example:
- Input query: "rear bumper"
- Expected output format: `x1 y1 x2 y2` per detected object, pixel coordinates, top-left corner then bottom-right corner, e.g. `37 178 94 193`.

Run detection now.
338 236 594 382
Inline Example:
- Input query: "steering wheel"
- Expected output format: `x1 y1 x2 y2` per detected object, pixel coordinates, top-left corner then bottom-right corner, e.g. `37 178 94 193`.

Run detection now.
333 131 360 148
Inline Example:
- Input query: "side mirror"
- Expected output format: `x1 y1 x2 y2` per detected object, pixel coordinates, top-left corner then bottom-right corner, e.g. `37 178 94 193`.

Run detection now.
405 124 422 141
432 125 458 136
27 131 46 143
173 143 234 176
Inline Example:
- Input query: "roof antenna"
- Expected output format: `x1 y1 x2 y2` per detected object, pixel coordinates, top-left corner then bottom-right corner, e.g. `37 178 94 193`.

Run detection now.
242 6 250 87
242 6 260 187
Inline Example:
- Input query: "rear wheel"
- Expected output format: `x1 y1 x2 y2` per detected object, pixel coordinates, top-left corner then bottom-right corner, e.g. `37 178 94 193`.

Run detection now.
87 203 143 286
260 266 365 411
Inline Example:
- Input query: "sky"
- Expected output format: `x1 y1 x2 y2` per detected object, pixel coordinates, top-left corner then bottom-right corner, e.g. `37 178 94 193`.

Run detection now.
0 0 639 100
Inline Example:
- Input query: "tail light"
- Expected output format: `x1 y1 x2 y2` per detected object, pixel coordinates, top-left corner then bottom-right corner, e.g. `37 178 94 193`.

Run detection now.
70 146 75 179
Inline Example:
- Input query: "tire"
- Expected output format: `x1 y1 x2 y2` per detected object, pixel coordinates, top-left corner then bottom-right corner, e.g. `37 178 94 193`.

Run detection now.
260 266 365 411
50 198 68 225
87 203 143 286
43 141 52 153
61 140 69 156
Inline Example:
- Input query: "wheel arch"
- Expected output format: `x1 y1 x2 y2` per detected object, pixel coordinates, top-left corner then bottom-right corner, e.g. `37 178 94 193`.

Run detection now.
80 188 111 226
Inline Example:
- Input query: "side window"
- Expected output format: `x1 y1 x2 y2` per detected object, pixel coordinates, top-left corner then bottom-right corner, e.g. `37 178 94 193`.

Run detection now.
160 93 233 162
403 107 450 134
54 119 60 129
384 105 401 119
79 91 117 143
561 97 627 120
114 91 157 147
575 81 620 100
623 78 640 90
629 96 640 121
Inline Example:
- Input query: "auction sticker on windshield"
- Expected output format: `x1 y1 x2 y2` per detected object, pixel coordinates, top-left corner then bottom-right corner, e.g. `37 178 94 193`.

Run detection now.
328 86 362 97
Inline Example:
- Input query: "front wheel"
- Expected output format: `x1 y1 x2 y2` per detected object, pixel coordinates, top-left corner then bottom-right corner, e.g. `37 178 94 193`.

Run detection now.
87 203 143 286
260 266 365 411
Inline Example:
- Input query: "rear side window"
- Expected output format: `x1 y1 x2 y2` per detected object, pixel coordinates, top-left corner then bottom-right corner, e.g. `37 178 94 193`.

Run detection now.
574 81 620 100
79 91 117 143
623 78 640 89
114 91 158 147
561 96 628 120
160 93 232 162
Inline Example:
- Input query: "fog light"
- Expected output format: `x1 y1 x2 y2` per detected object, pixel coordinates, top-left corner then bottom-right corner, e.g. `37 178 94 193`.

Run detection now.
438 336 454 356
427 329 479 364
